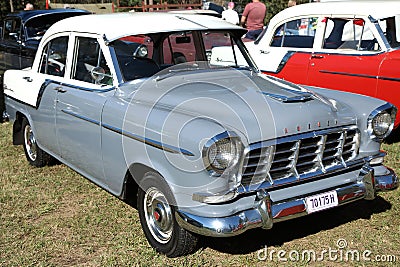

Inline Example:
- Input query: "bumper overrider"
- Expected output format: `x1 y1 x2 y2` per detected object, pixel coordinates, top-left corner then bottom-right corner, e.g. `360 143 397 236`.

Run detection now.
176 163 398 237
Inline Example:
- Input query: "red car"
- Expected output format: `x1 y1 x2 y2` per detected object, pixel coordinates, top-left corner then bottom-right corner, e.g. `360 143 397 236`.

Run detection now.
244 1 400 129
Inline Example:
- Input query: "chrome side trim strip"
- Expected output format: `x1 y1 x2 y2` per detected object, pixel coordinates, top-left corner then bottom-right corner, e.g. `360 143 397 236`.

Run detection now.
61 109 100 125
101 123 195 156
319 70 400 83
35 79 115 108
46 79 116 93
60 109 195 156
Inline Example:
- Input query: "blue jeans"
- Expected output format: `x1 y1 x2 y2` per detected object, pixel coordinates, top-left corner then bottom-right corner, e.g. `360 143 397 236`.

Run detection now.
245 29 263 40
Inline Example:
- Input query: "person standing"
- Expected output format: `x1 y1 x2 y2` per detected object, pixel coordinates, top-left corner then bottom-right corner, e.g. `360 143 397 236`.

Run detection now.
222 2 239 25
24 3 34 10
240 0 267 40
287 0 296 7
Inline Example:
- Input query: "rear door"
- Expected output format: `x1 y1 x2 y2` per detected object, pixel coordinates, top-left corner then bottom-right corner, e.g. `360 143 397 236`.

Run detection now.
32 34 71 156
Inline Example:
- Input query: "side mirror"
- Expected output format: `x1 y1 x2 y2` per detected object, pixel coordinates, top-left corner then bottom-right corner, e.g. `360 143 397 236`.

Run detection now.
133 44 148 58
90 66 106 84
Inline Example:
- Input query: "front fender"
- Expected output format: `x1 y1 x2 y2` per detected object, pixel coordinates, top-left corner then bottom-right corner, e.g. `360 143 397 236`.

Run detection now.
120 115 243 209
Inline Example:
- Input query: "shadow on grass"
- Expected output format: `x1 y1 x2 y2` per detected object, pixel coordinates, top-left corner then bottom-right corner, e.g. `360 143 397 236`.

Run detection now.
385 127 400 144
201 196 392 255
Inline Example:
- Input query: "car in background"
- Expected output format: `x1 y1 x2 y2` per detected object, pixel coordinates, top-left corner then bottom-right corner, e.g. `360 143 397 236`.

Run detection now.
0 8 91 79
3 12 398 257
241 1 400 128
0 8 91 121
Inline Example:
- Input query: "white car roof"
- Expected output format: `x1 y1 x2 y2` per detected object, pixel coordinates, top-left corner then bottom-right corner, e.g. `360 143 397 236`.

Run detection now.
44 12 244 42
273 1 400 22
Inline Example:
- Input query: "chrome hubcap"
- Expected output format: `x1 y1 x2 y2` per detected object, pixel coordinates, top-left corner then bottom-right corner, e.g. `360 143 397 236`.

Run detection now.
24 124 37 161
144 187 173 244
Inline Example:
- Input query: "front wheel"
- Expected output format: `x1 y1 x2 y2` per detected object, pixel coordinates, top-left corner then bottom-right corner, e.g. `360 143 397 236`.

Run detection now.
137 172 198 257
22 118 52 167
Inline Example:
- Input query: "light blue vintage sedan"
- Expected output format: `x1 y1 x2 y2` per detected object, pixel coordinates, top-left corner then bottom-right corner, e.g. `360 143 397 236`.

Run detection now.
3 12 398 257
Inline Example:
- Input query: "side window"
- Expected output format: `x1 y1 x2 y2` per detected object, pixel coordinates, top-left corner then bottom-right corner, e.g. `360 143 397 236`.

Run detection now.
270 17 317 48
3 19 21 41
204 31 248 67
162 32 196 65
39 36 68 77
72 37 112 85
202 31 234 63
323 18 380 51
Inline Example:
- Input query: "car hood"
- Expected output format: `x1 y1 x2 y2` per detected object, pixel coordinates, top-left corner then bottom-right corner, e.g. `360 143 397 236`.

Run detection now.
120 67 356 144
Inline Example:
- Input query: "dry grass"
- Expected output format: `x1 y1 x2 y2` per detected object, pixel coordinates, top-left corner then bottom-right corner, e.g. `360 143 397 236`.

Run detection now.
0 122 399 266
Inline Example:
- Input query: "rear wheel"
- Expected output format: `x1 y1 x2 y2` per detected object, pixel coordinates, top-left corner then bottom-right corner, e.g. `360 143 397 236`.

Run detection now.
137 172 198 257
22 118 52 167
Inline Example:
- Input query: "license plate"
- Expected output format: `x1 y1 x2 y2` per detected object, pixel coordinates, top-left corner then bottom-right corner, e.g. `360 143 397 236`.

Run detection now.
305 190 338 213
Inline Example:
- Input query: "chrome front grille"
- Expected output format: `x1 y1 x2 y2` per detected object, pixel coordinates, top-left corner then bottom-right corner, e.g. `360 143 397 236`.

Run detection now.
241 126 360 186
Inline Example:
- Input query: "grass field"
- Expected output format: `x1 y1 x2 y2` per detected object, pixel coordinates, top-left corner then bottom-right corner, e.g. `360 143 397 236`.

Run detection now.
0 122 399 266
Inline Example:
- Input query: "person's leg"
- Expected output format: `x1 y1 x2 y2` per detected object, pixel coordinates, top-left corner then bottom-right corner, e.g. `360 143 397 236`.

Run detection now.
245 29 263 40
245 30 257 40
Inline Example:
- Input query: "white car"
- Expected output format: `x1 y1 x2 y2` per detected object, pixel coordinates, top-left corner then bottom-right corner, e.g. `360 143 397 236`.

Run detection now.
3 12 398 257
240 1 400 128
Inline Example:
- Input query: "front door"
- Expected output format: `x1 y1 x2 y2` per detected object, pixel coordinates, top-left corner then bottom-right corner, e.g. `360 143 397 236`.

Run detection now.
307 17 383 97
55 36 114 186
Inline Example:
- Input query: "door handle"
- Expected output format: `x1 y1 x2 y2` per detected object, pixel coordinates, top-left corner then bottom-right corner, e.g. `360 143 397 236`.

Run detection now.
311 54 324 59
23 76 32 82
54 87 67 93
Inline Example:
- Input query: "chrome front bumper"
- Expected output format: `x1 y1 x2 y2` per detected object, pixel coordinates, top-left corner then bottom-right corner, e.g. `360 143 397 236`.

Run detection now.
176 165 398 237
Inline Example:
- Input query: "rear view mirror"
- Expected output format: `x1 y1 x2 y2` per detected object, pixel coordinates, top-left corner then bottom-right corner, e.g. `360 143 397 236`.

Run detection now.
176 36 191 44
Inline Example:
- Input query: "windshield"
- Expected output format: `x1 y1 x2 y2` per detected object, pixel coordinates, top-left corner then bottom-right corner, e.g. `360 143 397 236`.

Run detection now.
111 30 253 82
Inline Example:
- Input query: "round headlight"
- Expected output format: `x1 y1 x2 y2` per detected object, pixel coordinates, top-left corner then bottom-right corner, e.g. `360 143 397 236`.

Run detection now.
203 133 242 176
368 104 396 140
208 138 236 171
371 111 392 137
